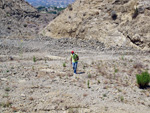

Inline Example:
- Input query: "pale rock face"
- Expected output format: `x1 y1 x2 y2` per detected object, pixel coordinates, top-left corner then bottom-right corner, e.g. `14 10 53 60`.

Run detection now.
41 0 150 49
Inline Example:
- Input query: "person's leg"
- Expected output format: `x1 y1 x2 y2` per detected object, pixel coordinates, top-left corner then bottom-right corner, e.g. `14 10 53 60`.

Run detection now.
72 62 76 74
74 62 78 74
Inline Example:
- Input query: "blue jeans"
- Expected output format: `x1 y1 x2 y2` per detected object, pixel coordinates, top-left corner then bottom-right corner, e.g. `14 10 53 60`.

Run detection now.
72 62 78 74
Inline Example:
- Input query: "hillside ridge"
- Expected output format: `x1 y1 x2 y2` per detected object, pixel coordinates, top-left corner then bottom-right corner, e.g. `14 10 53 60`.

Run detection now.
41 0 150 50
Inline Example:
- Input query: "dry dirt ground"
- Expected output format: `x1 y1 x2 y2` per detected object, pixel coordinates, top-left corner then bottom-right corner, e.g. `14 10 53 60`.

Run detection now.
0 37 150 113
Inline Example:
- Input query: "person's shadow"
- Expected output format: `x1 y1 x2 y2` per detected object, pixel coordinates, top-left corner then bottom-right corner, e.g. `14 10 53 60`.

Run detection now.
77 72 85 74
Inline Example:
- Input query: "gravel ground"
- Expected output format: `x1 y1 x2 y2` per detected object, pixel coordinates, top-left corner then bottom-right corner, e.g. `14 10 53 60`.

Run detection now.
0 37 150 113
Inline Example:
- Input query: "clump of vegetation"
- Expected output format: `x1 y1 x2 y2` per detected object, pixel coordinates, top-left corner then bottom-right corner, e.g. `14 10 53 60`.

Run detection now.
97 80 100 84
136 71 150 88
120 96 124 102
44 58 47 63
88 74 91 78
87 80 90 88
103 94 107 97
33 56 36 62
114 68 119 73
32 66 34 70
6 70 9 73
5 87 10 92
132 8 138 19
117 88 122 92
111 11 117 20
121 55 124 60
63 62 66 67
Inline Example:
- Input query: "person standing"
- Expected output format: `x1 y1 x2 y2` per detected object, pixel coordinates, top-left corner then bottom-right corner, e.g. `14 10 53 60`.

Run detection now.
70 51 79 75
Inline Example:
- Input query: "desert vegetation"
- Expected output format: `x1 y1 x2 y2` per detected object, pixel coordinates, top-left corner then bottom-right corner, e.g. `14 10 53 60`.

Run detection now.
136 71 150 88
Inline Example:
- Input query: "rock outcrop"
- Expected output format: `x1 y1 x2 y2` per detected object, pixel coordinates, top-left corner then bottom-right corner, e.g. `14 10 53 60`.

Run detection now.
41 0 150 49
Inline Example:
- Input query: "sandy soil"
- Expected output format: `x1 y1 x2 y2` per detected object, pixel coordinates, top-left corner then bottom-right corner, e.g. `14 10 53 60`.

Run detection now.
0 37 150 113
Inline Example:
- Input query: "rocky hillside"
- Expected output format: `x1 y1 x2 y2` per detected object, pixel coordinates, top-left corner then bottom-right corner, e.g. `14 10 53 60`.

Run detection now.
0 0 56 38
41 0 150 50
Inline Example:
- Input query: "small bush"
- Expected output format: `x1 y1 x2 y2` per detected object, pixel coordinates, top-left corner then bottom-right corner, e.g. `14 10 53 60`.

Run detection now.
103 94 107 97
114 68 119 73
88 74 91 78
63 62 66 67
33 56 36 62
98 80 100 84
87 80 90 88
120 96 124 102
132 8 138 19
136 71 150 88
5 87 10 92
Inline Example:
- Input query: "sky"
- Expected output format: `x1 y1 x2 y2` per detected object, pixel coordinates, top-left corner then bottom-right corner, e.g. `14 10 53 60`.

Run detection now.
25 0 75 7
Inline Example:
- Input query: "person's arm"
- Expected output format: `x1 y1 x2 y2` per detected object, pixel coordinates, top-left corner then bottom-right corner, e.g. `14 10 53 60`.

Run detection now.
70 57 72 65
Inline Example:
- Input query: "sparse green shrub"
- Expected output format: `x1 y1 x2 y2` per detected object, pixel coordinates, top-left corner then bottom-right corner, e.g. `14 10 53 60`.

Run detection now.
130 59 133 62
63 62 66 67
83 65 85 69
87 80 90 88
103 94 107 97
117 88 122 92
0 102 5 107
45 59 47 63
132 8 138 19
88 74 91 78
5 87 10 92
7 13 10 17
114 68 118 73
136 71 150 88
32 66 34 70
120 96 124 102
121 55 124 60
6 101 12 107
98 80 100 84
33 56 36 62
